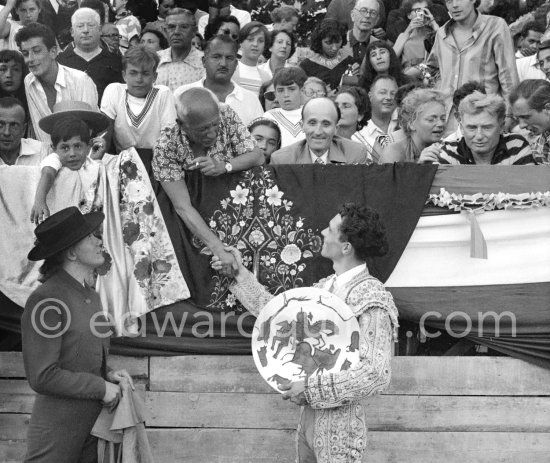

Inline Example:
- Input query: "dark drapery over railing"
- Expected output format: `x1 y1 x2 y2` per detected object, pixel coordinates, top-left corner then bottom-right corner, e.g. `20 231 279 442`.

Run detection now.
2 164 549 369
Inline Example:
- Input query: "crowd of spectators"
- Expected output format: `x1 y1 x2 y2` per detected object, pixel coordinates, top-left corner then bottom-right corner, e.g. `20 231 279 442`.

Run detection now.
1 0 549 261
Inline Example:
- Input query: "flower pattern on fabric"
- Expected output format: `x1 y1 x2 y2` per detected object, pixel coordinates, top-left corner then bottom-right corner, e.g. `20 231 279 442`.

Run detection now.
118 152 189 308
152 104 257 183
193 168 322 310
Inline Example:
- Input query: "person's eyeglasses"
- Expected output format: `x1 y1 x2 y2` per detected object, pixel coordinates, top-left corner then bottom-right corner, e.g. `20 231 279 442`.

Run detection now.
354 8 378 17
166 23 194 31
264 91 275 101
302 89 326 97
220 29 239 41
411 8 425 14
101 33 122 40
116 10 131 17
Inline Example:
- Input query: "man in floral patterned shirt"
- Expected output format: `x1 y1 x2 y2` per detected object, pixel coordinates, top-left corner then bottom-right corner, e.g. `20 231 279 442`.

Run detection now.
212 203 399 463
152 87 264 274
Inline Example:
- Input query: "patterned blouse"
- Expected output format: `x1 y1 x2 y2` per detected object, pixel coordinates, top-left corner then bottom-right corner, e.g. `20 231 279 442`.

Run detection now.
152 104 257 183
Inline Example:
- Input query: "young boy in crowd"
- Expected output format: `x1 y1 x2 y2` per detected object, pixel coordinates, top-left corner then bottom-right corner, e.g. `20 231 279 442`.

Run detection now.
30 103 110 224
263 66 307 148
100 45 176 170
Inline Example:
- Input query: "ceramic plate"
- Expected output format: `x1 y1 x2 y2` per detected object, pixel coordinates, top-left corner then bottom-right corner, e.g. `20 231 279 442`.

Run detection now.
252 287 361 393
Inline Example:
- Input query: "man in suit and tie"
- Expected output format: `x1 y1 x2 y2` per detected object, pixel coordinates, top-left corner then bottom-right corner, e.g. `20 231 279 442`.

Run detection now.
270 97 374 165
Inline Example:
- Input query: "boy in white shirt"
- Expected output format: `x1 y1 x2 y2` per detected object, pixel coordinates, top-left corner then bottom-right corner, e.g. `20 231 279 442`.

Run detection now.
263 66 307 148
30 102 110 224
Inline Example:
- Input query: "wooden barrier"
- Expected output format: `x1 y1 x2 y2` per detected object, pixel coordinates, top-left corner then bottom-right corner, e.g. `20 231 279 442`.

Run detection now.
2 352 550 462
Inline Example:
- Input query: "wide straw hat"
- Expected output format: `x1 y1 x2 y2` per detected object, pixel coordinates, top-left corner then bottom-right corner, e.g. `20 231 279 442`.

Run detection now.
38 101 110 137
28 207 105 261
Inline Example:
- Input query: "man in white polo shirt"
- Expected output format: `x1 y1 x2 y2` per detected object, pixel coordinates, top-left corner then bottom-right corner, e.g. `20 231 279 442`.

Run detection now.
175 34 263 126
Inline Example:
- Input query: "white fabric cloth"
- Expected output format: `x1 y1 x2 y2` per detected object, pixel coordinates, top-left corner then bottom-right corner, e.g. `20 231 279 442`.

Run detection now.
25 64 99 144
197 5 251 36
357 114 399 150
234 61 270 95
257 59 291 79
174 78 263 126
263 107 305 147
0 138 50 166
101 83 177 151
385 208 550 287
322 263 367 292
0 19 21 51
516 54 547 82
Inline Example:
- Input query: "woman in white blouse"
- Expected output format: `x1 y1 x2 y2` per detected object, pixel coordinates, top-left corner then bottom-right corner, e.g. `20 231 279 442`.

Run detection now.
234 21 271 95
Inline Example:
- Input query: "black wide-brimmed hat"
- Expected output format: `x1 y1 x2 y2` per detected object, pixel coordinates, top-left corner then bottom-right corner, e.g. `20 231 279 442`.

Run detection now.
38 101 110 137
28 207 105 261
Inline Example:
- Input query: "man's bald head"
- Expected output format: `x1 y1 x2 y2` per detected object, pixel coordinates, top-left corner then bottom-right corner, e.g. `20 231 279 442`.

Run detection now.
176 88 219 124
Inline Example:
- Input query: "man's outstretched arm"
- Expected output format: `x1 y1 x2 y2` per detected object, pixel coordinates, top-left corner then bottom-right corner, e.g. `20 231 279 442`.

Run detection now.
161 178 237 275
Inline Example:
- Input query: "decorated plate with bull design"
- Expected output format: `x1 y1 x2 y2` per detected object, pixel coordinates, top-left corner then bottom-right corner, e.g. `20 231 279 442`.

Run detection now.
252 287 361 393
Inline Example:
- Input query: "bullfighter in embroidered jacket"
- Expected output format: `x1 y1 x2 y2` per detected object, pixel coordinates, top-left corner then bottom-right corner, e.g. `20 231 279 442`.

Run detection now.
212 203 399 463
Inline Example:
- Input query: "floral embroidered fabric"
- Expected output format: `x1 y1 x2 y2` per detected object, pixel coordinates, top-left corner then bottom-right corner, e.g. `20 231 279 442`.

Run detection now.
152 105 256 183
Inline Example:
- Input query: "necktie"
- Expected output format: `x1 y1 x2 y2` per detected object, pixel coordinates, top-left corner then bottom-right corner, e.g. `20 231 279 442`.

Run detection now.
314 157 325 164
376 134 392 148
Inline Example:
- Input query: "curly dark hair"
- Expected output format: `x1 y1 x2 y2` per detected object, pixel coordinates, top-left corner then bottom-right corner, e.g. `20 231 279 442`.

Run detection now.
309 19 347 55
338 203 388 259
359 41 407 92
15 22 56 50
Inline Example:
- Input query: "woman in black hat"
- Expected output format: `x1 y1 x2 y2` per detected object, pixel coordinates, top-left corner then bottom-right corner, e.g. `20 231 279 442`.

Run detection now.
21 206 134 463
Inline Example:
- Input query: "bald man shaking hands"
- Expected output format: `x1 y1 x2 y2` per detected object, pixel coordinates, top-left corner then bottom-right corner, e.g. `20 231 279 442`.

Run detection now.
152 88 264 274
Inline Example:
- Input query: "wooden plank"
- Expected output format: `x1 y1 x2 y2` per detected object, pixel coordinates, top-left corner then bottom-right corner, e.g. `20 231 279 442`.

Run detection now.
0 414 30 441
0 381 146 414
0 441 26 463
0 380 34 414
146 429 550 463
145 392 550 432
150 356 550 395
0 352 149 379
0 353 26 378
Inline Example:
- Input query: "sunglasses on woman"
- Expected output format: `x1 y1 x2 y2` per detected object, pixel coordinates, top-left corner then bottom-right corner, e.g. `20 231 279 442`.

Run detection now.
264 91 275 101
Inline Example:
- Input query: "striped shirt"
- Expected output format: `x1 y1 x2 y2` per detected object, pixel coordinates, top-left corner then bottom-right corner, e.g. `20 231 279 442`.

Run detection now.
438 134 536 165
432 14 518 119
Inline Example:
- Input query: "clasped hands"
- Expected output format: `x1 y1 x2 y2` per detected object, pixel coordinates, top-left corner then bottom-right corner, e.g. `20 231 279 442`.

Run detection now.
188 156 226 176
102 369 135 413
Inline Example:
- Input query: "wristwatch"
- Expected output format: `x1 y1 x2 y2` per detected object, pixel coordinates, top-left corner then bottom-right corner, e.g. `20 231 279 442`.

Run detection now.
225 161 233 173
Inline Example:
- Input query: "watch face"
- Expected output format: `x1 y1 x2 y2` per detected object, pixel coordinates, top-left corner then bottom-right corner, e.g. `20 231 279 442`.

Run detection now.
225 162 233 172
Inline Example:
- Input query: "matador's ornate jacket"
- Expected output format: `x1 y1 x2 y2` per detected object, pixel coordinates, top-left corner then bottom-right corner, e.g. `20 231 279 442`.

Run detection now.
230 264 399 463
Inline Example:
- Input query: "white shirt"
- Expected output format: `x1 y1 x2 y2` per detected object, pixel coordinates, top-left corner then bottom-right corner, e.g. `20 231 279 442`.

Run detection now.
25 64 99 144
516 54 547 82
263 107 304 147
309 149 329 164
174 78 263 126
322 263 367 293
0 138 50 166
101 83 176 151
358 114 399 150
197 6 251 36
